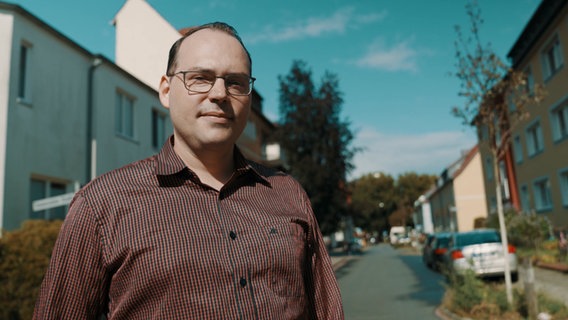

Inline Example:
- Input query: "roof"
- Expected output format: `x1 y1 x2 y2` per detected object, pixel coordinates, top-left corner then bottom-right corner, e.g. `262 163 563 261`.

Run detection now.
507 0 567 67
451 144 479 179
0 1 158 95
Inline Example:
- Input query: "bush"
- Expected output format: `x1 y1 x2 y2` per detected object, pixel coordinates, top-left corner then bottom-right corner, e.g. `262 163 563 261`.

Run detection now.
0 220 62 320
485 210 551 250
444 270 568 319
446 270 486 314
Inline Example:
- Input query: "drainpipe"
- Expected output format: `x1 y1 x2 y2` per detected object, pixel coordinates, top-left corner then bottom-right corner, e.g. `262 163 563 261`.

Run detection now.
86 56 102 183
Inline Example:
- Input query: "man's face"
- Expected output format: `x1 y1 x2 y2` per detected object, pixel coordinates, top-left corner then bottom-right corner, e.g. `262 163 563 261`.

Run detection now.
159 29 252 152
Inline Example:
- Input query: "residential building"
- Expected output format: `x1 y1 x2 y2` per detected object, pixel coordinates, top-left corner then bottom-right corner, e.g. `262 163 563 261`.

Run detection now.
413 187 435 234
426 145 488 232
480 0 568 229
0 2 176 231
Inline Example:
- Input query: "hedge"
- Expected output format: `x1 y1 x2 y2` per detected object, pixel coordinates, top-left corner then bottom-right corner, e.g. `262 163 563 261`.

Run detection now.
0 219 63 320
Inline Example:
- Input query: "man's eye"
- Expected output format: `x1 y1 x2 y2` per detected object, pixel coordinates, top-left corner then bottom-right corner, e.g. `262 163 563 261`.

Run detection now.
188 74 212 82
227 77 246 87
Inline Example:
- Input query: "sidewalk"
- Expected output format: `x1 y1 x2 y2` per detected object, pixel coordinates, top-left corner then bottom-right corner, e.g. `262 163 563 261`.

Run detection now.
517 263 568 307
329 247 359 271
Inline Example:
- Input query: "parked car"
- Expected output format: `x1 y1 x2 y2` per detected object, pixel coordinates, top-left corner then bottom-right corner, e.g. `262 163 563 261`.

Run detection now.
389 226 407 246
422 232 452 271
443 229 518 282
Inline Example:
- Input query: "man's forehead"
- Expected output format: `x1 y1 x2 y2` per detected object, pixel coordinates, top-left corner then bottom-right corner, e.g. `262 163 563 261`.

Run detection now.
180 29 241 50
177 29 251 70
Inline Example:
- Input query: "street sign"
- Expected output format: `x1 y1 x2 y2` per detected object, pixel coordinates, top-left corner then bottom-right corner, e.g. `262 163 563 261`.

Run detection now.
32 192 76 212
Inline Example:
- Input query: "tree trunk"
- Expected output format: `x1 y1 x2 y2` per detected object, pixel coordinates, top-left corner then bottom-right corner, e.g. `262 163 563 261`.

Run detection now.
493 153 513 306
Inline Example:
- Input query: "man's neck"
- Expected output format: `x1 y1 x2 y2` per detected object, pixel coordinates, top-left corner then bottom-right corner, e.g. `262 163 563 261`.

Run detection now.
173 139 235 191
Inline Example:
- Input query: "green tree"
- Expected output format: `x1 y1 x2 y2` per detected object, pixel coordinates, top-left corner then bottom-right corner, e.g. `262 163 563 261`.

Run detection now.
276 60 358 234
348 172 436 234
392 172 437 226
451 0 545 305
348 172 396 235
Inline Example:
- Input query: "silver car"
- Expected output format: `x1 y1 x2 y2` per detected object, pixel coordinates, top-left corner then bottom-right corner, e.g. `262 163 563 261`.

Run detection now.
444 229 518 282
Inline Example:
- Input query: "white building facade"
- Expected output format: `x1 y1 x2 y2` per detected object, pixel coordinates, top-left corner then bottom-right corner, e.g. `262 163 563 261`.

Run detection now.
0 3 173 231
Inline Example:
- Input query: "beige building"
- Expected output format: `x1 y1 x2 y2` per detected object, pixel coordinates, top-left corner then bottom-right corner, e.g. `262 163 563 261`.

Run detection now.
479 0 568 230
428 145 488 232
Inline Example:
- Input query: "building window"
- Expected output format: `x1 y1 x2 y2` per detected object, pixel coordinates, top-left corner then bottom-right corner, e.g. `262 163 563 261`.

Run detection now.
532 177 552 212
520 184 530 213
478 124 489 142
485 156 494 181
550 101 568 142
152 109 166 149
18 42 32 104
525 120 544 157
524 67 534 95
499 161 510 200
116 91 135 139
560 168 568 207
494 117 502 148
541 35 563 80
513 135 523 164
30 178 67 220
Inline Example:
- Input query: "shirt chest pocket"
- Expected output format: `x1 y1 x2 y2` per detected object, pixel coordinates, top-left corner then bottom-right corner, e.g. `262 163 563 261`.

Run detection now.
266 221 308 297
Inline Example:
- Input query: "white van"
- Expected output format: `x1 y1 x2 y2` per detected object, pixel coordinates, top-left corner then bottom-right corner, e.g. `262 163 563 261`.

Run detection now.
389 226 407 246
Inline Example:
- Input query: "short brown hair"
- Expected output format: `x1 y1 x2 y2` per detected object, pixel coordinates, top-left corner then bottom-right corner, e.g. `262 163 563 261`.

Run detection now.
165 22 252 76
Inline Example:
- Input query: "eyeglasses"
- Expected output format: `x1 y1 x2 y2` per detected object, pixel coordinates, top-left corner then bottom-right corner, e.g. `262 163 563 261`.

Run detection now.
170 70 256 96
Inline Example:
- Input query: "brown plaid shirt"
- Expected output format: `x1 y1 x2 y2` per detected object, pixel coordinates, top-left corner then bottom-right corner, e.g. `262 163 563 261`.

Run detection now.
34 136 344 319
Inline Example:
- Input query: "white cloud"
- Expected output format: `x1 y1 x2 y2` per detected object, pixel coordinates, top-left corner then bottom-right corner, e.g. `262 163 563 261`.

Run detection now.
349 126 477 180
355 38 419 72
246 7 386 44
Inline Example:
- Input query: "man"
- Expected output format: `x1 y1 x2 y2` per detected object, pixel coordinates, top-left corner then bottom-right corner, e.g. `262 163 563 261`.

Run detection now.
34 22 344 319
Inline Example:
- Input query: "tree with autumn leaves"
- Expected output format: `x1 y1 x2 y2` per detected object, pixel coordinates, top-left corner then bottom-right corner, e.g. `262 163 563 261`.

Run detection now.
451 0 545 306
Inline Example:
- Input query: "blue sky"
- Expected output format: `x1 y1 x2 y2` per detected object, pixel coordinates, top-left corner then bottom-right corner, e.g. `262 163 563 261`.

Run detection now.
11 0 541 179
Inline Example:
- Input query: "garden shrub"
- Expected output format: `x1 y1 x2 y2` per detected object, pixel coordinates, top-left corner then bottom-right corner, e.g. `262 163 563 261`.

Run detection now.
0 219 63 320
485 210 551 250
444 270 568 319
446 270 486 314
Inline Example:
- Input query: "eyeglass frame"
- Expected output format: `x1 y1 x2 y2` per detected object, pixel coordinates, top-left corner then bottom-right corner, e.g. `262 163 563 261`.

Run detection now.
169 70 256 96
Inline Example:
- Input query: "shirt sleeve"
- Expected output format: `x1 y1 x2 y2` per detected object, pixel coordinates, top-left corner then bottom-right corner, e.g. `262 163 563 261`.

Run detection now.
33 194 110 319
301 193 345 320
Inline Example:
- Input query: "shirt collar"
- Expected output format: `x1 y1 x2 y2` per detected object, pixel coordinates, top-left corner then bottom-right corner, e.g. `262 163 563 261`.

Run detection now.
155 135 269 185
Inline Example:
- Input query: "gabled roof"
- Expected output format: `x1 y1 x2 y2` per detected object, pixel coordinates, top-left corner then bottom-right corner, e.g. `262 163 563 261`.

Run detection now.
451 145 479 179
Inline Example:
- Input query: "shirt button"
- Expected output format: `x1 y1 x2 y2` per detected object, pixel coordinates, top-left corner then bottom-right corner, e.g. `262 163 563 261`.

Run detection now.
229 231 237 240
240 277 247 287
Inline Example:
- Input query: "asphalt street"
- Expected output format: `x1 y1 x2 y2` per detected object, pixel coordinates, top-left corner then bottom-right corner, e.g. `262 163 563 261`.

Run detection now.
336 244 446 320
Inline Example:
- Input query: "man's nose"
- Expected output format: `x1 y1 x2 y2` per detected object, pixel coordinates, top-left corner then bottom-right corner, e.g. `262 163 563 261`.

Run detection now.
208 77 228 100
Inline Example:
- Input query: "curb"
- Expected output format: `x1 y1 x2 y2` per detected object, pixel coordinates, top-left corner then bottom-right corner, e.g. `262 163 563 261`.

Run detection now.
536 261 568 273
435 306 470 320
332 257 350 271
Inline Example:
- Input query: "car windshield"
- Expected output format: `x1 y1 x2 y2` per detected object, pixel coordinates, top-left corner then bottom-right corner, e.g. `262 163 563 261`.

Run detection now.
436 237 451 248
456 231 500 246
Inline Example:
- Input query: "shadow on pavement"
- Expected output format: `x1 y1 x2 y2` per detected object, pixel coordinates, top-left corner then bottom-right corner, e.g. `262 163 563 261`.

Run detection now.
397 252 446 307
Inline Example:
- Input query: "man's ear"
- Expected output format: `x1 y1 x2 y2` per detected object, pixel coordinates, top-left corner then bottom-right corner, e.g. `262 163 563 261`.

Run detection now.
159 75 171 109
